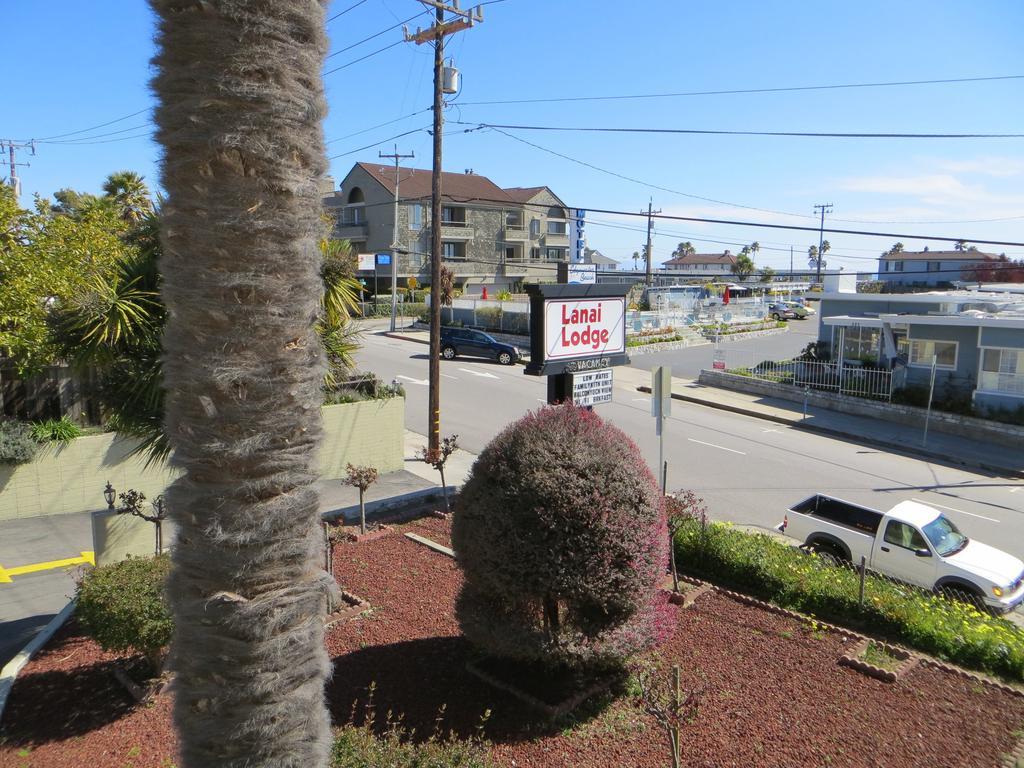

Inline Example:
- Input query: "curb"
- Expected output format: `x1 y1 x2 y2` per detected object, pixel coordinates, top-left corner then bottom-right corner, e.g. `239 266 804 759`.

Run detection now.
636 385 1024 479
321 486 446 523
0 599 77 726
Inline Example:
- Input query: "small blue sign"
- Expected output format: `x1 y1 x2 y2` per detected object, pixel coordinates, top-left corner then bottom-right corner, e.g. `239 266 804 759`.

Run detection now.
375 253 391 266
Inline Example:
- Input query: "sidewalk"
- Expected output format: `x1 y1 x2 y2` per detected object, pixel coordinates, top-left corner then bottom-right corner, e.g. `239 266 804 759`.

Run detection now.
317 429 478 522
615 366 1024 478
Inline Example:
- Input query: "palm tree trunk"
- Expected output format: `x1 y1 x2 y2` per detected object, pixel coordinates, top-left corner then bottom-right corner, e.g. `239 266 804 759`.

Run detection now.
150 2 338 766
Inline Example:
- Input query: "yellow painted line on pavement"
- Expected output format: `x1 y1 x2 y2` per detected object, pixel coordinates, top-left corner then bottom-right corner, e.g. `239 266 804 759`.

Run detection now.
0 551 95 584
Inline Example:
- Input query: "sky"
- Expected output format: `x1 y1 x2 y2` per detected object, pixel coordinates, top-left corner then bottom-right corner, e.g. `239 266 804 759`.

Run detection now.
4 0 1024 275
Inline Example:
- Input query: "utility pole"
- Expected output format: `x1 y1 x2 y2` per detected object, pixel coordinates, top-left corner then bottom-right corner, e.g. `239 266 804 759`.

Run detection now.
643 198 661 287
406 0 483 453
813 203 832 284
379 144 415 332
1 140 35 197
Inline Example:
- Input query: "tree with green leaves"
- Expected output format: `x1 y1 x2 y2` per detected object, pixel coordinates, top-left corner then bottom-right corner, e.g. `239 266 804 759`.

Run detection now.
0 185 130 374
102 171 155 223
149 1 339 766
760 266 776 283
733 245 756 281
672 241 696 259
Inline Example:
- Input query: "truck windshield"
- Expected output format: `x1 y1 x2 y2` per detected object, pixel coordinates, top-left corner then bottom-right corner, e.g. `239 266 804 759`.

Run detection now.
923 515 967 556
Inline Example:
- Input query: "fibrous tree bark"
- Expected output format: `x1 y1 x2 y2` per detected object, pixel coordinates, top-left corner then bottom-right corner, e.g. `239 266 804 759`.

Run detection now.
149 2 338 766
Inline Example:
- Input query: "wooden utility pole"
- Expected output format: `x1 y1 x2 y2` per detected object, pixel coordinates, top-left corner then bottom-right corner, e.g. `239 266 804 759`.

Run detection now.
406 0 482 453
643 198 661 286
813 203 832 283
379 145 415 332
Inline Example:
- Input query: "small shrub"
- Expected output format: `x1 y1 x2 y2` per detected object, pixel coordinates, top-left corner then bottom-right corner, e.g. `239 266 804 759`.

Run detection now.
453 406 669 671
29 416 83 443
674 520 1024 682
76 554 172 673
0 420 39 465
331 712 492 768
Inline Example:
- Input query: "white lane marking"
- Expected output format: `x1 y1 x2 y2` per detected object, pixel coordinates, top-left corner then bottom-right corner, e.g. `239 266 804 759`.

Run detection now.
396 375 428 386
536 399 547 404
440 373 458 380
761 428 782 434
458 368 499 379
911 497 1000 523
687 438 746 455
1010 487 1020 494
632 397 649 402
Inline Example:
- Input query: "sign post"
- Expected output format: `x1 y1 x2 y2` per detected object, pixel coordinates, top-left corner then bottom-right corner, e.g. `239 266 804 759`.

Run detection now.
652 366 671 494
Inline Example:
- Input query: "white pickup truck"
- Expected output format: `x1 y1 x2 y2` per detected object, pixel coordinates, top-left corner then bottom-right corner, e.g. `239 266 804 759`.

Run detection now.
780 495 1024 613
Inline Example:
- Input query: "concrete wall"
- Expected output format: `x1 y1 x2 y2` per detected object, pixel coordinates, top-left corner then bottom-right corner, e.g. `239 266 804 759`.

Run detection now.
697 369 1024 448
91 509 171 567
0 398 404 522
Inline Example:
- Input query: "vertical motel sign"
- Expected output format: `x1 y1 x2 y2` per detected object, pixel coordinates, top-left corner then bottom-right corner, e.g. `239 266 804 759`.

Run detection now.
524 283 630 405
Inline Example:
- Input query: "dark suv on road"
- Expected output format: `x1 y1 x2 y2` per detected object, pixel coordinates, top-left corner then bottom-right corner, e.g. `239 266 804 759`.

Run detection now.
440 327 520 365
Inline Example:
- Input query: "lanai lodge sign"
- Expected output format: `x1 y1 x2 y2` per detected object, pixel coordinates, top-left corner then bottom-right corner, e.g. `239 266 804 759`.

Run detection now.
525 284 630 377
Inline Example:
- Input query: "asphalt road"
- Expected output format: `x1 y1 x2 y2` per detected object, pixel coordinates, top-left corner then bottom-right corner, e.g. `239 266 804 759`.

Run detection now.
356 328 1024 562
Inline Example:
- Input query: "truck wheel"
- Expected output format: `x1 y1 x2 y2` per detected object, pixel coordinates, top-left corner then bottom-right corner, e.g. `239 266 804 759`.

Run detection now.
809 542 847 566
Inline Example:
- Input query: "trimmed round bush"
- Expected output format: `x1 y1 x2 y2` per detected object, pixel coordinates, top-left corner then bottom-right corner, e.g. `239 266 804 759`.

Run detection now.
76 554 172 672
452 406 669 670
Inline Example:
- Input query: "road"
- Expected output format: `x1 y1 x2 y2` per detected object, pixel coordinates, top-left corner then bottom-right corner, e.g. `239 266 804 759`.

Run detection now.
356 327 1024 561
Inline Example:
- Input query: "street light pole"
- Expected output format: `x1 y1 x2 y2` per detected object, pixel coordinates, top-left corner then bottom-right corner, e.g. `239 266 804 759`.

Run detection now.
380 145 414 332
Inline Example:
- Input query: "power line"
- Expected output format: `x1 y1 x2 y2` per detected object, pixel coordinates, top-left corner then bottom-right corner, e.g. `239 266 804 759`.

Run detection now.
327 126 430 159
323 39 404 76
327 0 369 22
40 123 153 144
482 126 814 219
324 11 427 61
463 121 1024 140
454 74 1024 106
28 108 151 142
325 108 431 145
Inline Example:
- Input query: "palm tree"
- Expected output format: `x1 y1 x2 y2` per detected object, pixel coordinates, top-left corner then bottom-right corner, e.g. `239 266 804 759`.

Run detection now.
149 3 338 766
673 241 696 258
102 171 153 223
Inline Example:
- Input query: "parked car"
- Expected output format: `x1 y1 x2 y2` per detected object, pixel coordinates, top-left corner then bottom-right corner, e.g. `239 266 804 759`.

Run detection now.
767 303 798 321
781 301 810 319
440 327 520 365
780 494 1024 613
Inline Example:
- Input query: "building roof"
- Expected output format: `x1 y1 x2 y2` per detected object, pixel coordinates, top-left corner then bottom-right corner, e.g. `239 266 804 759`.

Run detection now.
502 186 547 203
354 162 515 204
584 249 617 266
663 252 736 267
879 250 996 261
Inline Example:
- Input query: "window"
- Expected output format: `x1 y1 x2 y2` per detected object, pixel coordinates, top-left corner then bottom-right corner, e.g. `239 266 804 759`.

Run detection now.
547 206 566 220
883 520 928 551
894 261 904 272
547 220 567 235
530 247 541 260
529 219 540 237
980 348 1024 396
441 241 465 260
928 261 941 272
441 206 466 226
409 203 423 230
505 210 523 229
546 248 565 261
884 262 890 272
840 326 880 362
909 339 957 369
345 206 364 225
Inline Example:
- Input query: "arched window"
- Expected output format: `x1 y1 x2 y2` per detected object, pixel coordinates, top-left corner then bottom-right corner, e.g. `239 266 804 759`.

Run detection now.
547 206 566 220
345 187 365 225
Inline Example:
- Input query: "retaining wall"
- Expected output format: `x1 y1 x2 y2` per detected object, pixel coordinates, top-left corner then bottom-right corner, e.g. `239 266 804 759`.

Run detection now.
697 369 1024 448
0 397 405 522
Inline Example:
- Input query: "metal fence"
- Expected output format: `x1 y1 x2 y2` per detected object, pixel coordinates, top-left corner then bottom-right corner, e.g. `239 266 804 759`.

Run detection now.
806 546 1004 617
726 357 894 401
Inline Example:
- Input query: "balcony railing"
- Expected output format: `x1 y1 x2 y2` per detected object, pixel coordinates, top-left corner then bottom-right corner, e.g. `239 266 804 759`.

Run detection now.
502 225 529 241
544 232 569 247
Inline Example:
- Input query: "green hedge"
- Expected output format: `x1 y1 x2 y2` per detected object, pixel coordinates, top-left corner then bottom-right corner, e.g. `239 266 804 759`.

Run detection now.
674 520 1024 681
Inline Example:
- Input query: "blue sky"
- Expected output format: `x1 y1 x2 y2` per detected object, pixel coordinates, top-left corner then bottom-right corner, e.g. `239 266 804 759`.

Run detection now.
4 0 1024 273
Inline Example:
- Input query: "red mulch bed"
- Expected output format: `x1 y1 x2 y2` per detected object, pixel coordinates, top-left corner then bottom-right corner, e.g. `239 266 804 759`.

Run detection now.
3 517 1024 768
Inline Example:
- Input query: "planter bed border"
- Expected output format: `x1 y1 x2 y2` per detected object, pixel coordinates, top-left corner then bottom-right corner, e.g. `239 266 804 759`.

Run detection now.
688 575 1024 698
324 590 371 629
838 638 919 684
465 658 615 720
